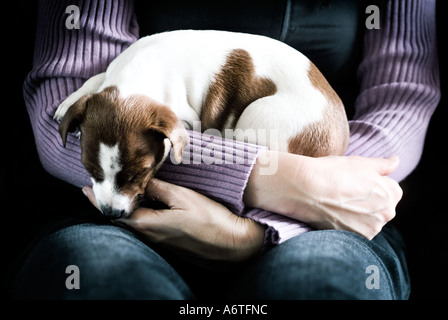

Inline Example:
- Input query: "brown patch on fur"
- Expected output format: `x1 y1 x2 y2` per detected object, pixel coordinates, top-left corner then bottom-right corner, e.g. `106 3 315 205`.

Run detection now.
59 86 189 197
287 62 350 157
201 49 277 131
123 94 190 163
115 129 166 199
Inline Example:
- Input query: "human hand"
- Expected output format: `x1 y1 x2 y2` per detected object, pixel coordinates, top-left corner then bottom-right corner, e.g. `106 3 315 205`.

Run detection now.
83 179 266 261
244 151 403 240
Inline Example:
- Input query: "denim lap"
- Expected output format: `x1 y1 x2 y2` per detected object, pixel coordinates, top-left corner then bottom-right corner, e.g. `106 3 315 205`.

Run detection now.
231 226 410 300
11 223 195 299
11 222 409 300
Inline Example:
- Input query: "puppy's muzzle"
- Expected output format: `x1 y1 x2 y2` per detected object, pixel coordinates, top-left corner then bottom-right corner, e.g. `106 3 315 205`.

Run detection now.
100 205 126 219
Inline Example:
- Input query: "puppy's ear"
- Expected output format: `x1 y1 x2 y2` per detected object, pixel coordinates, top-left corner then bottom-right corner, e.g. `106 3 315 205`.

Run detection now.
165 122 190 164
59 94 90 147
153 113 190 164
145 105 190 164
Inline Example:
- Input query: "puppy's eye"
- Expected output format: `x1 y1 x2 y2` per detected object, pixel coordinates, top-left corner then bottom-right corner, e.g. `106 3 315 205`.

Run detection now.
129 174 139 183
87 167 103 180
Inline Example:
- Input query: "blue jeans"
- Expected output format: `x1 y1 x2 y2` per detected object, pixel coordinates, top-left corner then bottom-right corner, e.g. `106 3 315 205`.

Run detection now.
10 219 410 300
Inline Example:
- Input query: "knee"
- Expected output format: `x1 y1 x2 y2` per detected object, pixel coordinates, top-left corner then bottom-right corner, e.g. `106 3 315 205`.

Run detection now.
236 230 398 300
11 223 193 299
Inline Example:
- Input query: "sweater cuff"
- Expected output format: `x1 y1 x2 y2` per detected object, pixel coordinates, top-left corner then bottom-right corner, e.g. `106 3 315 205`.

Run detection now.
244 208 313 253
155 130 266 215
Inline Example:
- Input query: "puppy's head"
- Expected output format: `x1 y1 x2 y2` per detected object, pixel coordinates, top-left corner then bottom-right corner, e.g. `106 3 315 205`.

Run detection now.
58 86 189 219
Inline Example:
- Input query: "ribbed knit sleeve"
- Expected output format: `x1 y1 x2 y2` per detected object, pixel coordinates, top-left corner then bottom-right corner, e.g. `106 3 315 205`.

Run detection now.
346 0 440 182
240 0 441 246
24 0 441 250
156 130 263 215
24 0 270 228
24 0 139 187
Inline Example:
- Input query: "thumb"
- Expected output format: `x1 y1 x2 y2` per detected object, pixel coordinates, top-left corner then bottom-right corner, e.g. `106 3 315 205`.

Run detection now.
145 178 179 208
82 186 99 209
368 155 400 176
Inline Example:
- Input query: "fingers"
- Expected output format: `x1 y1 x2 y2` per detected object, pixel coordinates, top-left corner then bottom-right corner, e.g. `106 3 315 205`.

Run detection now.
116 206 163 231
118 179 187 229
145 178 180 208
365 155 402 205
383 155 400 176
82 186 98 209
389 178 403 203
364 155 400 176
370 169 403 239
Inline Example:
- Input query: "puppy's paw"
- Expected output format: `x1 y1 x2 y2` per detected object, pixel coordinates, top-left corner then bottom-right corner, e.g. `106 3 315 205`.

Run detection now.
54 100 71 123
54 93 81 122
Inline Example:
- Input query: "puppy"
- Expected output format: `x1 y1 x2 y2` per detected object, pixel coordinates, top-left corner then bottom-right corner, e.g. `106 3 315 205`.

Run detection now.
54 30 349 219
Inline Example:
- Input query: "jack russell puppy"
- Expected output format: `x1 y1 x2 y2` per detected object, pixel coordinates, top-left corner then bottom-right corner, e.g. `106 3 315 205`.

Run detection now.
54 30 349 219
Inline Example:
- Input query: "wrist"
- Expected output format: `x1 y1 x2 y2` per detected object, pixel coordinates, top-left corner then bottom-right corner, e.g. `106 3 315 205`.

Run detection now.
243 149 274 208
244 150 308 213
230 217 266 261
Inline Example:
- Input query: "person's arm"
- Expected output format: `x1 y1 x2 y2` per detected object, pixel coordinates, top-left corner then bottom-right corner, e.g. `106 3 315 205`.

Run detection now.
27 0 436 256
346 0 440 181
24 0 139 187
25 0 275 253
243 0 440 242
83 180 267 261
25 0 262 214
244 151 402 241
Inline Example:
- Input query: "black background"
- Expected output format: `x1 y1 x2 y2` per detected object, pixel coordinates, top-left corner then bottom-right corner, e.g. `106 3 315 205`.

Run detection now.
2 1 447 301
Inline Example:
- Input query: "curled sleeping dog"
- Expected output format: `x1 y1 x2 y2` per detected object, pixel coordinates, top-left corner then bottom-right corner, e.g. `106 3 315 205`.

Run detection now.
54 30 350 219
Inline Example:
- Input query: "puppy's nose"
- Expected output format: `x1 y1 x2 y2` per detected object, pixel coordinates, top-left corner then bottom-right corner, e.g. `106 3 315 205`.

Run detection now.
100 205 125 219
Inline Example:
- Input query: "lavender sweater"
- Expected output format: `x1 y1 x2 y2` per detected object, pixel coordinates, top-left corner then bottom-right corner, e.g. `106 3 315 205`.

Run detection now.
24 0 440 248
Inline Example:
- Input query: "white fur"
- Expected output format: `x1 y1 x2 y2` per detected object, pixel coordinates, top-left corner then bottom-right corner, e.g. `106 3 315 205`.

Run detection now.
92 143 132 215
55 30 327 151
55 30 330 215
54 73 106 122
102 30 326 150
